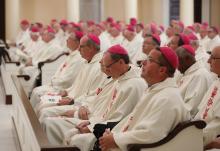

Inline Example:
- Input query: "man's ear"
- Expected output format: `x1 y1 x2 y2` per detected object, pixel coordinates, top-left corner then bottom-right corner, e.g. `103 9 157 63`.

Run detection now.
159 66 167 75
119 59 124 64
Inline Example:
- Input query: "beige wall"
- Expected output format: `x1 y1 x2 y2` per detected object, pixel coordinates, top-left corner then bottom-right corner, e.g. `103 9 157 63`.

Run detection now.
210 0 220 27
6 0 68 40
138 0 163 25
20 0 67 24
103 0 125 22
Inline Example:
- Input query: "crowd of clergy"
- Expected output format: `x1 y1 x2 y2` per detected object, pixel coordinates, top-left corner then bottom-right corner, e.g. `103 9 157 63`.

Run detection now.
6 17 220 150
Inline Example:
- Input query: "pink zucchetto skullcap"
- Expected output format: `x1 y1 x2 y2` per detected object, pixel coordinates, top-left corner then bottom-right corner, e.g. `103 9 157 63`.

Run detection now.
51 19 57 23
106 17 114 23
36 22 43 28
188 33 198 41
181 45 195 56
137 23 144 29
150 23 157 34
31 27 39 33
74 31 84 40
160 47 179 69
152 34 161 44
202 22 209 27
209 26 219 34
111 23 121 31
126 25 135 32
178 21 184 29
60 19 68 25
200 25 208 30
179 33 190 45
21 20 29 25
159 25 165 32
130 18 137 26
70 22 81 29
47 26 55 34
96 24 105 30
186 26 195 31
87 34 100 45
108 44 128 55
87 20 95 26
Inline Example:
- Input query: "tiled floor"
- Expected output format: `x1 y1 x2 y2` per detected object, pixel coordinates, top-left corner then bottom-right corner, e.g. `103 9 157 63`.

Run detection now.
0 76 21 151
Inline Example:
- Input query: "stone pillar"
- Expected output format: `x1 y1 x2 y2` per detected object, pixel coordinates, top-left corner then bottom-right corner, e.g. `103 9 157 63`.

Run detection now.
124 0 137 23
5 0 20 41
67 0 80 22
180 0 194 25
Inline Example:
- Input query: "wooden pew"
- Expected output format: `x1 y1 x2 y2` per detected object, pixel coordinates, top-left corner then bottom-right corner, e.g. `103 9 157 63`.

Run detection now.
127 120 206 151
0 60 18 104
11 75 80 151
38 52 68 86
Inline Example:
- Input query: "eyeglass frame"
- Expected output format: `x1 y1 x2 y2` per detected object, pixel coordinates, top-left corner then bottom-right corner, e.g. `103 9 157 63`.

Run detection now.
209 55 220 60
104 59 120 68
142 56 163 66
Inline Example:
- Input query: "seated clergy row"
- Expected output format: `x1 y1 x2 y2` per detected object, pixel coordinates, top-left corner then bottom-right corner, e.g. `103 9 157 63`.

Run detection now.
8 18 218 97
9 19 220 150
25 31 220 150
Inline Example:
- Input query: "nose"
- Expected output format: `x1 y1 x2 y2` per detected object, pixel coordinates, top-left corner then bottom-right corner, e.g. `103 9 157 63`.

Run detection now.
207 56 211 64
142 60 147 66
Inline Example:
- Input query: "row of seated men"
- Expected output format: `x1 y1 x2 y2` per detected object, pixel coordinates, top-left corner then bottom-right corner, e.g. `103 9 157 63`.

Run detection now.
7 17 220 150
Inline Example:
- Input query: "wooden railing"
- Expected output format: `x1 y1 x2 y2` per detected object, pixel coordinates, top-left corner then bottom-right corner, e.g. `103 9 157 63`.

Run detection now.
11 75 80 151
127 120 206 151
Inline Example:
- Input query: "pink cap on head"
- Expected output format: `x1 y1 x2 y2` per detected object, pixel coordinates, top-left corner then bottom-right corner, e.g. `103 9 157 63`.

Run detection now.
188 33 198 41
87 34 100 45
31 27 39 33
187 26 195 31
200 25 208 30
178 21 184 29
71 22 81 29
51 19 57 23
106 17 114 23
152 34 161 44
111 23 121 31
202 22 209 27
36 22 43 28
96 24 105 30
181 45 195 56
87 20 95 26
47 26 55 34
137 23 144 29
159 25 165 32
126 25 135 32
160 47 179 69
108 44 128 55
150 23 157 34
21 20 29 25
209 26 219 34
74 31 84 39
60 19 68 25
179 34 190 45
130 18 137 26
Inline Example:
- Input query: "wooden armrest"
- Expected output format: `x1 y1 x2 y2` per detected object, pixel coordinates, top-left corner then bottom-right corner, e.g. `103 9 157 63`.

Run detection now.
127 120 206 151
41 145 80 151
5 61 20 66
17 75 30 81
38 52 69 69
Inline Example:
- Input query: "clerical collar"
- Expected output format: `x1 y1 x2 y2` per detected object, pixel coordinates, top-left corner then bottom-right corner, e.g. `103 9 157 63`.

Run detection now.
119 66 131 76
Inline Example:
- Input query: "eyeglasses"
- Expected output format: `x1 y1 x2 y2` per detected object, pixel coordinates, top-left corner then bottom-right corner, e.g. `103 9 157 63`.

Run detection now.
209 55 220 60
105 60 119 68
143 56 162 66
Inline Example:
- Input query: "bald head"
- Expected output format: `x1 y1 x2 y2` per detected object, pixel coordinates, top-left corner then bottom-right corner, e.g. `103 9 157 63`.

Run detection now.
212 46 220 56
208 46 220 76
